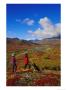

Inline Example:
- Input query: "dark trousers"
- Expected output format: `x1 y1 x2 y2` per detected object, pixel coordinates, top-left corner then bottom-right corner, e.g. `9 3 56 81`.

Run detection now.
24 64 30 69
13 63 17 73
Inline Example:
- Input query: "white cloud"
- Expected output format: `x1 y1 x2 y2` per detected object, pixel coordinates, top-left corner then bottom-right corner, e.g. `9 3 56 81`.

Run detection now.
16 18 34 26
22 18 34 26
27 20 34 25
28 30 33 33
16 19 21 22
55 23 61 35
28 17 61 40
22 18 29 22
39 17 52 28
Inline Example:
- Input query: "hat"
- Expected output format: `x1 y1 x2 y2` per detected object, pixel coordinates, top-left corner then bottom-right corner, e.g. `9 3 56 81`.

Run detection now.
11 52 15 56
24 51 28 54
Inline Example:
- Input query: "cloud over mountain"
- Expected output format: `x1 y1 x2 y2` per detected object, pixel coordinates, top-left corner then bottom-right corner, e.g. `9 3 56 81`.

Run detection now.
28 17 61 40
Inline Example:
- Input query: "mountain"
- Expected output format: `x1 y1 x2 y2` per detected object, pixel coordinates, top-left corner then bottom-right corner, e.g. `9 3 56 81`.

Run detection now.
7 37 39 51
37 36 60 45
7 34 60 51
28 35 61 44
29 39 40 43
45 34 61 40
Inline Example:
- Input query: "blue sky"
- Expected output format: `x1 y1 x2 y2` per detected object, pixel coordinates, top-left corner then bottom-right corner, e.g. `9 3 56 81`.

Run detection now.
7 4 61 40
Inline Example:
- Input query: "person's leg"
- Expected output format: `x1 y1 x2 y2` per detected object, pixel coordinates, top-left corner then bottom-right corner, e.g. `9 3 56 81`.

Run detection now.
13 64 14 73
13 63 17 73
26 63 31 69
24 64 27 69
28 63 31 69
14 64 17 72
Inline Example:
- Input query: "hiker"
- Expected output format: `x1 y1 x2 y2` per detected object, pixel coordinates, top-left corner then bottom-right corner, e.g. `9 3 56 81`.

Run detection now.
23 49 30 69
11 52 17 73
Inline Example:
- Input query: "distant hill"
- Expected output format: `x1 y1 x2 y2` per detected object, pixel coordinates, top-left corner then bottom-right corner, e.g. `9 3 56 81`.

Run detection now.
28 35 61 44
7 37 39 45
7 34 60 44
7 35 60 51
7 37 39 51
29 39 40 43
45 34 61 40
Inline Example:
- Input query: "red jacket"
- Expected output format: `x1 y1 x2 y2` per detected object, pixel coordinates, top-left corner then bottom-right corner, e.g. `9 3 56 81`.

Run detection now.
23 54 29 64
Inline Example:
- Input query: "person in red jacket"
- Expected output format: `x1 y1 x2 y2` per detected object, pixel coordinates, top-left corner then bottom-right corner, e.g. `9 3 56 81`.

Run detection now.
11 52 17 73
23 50 30 69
